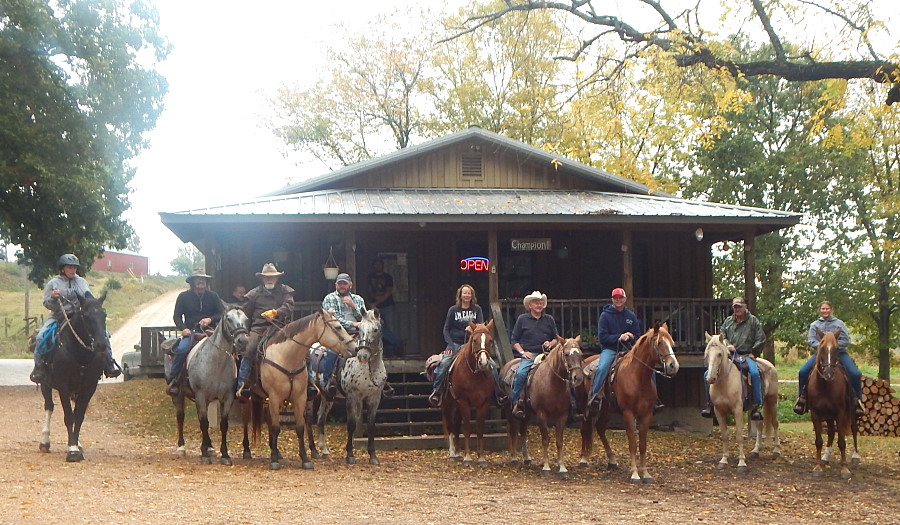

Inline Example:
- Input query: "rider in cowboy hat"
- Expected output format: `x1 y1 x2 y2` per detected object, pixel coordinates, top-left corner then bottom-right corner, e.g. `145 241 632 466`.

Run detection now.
236 263 295 401
509 291 559 419
167 268 224 396
30 254 121 383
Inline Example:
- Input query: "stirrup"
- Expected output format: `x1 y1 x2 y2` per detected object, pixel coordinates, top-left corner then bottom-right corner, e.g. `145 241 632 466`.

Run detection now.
103 360 122 378
512 400 526 419
382 383 395 398
854 400 865 417
235 382 251 402
700 404 714 419
793 396 807 415
749 406 763 421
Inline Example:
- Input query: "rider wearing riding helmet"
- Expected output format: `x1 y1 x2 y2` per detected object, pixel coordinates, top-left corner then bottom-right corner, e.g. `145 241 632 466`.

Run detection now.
30 254 121 383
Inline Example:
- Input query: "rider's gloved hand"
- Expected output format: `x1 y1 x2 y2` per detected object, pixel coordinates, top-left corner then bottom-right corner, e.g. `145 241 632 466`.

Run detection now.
261 309 278 321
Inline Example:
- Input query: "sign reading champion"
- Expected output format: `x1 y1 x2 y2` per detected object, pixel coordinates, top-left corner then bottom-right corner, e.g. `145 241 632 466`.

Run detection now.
511 238 552 251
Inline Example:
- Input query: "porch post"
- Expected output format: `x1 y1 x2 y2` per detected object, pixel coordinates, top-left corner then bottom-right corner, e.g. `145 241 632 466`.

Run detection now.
622 230 634 307
345 231 358 293
488 228 513 363
743 233 757 312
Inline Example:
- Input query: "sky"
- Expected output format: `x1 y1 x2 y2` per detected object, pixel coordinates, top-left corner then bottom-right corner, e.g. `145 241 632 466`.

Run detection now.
129 0 466 274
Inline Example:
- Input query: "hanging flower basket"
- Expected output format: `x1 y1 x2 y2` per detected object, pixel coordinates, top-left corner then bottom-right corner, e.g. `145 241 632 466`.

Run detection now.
323 247 339 280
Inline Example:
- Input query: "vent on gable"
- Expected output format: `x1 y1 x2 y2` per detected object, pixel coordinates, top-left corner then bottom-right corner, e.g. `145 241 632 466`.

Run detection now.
460 153 483 179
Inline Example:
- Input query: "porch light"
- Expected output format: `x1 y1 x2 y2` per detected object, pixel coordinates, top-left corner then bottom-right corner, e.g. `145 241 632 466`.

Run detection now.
694 228 704 241
323 246 339 280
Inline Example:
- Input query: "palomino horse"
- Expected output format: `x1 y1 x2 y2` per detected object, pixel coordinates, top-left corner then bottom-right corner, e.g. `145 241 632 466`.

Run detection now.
254 308 357 470
307 309 387 465
171 307 250 464
504 336 584 478
581 323 678 483
808 329 859 479
38 292 110 462
703 332 781 471
440 320 497 467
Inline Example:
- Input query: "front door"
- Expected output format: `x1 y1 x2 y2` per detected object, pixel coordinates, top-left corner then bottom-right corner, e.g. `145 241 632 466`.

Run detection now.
367 251 417 357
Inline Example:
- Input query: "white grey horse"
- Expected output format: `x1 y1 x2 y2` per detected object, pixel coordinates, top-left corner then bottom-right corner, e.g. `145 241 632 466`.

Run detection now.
308 308 387 465
172 307 250 464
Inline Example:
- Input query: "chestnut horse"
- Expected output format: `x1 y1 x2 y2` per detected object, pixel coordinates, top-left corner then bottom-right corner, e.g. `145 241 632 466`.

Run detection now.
504 336 584 478
253 309 357 470
703 332 781 472
580 323 678 483
440 320 496 466
808 328 858 479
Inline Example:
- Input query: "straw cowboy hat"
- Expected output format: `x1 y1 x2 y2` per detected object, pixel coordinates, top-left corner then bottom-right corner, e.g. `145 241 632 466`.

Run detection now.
256 262 284 277
185 268 212 284
523 290 547 308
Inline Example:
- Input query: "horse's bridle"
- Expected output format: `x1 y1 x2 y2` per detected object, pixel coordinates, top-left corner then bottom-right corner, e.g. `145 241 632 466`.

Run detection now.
815 344 840 381
464 328 493 373
706 342 738 383
547 340 583 386
56 297 97 352
631 331 677 378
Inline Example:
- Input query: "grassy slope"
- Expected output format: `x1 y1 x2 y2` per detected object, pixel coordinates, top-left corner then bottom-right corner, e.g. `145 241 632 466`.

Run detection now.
0 261 184 358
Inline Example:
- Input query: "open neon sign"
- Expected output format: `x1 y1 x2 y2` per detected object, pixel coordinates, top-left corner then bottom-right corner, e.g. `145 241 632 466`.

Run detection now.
460 257 490 272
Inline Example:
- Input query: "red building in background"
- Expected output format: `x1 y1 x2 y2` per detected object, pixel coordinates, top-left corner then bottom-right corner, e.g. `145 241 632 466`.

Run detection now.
90 250 148 276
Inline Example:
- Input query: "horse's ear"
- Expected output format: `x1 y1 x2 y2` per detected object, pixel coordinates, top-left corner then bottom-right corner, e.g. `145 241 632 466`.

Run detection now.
485 319 494 331
98 290 107 304
816 327 825 340
717 333 725 343
833 328 842 338
573 334 582 343
705 332 713 342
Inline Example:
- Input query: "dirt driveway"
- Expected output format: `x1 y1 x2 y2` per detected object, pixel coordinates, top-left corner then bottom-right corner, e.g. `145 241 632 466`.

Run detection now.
1 381 898 525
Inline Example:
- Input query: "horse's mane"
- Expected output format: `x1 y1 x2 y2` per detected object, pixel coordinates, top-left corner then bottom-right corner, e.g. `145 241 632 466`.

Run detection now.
265 311 317 346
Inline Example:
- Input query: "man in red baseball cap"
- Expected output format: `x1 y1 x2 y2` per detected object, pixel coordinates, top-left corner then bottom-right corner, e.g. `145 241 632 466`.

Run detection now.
586 287 644 413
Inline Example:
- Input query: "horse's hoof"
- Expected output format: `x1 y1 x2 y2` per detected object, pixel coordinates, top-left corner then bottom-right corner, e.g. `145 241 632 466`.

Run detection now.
772 451 782 459
220 457 233 466
629 476 642 484
65 450 84 462
840 471 852 480
642 476 654 484
269 462 282 470
509 459 520 466
737 465 749 474
175 448 186 457
201 456 212 465
302 462 314 470
369 458 379 466
812 470 823 478
607 463 618 470
477 460 488 468
577 460 589 468
541 469 552 477
346 457 357 465
748 451 759 459
716 462 727 470
559 471 570 481
462 460 472 467
851 457 861 466
311 451 321 460
242 451 252 460
39 442 50 453
523 459 532 465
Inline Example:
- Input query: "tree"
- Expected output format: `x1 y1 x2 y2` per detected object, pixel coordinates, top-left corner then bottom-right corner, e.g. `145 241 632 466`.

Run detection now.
453 0 900 105
0 0 170 284
169 245 204 277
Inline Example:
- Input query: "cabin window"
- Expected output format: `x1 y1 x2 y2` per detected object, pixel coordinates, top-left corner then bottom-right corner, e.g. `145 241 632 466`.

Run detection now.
460 153 483 180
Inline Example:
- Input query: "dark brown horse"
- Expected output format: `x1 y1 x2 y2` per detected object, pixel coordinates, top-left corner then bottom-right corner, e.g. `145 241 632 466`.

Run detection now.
808 328 858 479
440 320 496 467
504 336 584 478
580 323 678 483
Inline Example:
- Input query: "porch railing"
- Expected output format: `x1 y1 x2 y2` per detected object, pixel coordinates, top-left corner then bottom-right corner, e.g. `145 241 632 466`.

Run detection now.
499 298 731 354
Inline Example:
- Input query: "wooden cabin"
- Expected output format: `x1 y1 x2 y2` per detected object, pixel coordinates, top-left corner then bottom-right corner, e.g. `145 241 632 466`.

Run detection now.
160 127 799 425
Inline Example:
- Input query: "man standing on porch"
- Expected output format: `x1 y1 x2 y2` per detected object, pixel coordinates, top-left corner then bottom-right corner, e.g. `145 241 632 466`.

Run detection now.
509 291 559 419
586 287 643 413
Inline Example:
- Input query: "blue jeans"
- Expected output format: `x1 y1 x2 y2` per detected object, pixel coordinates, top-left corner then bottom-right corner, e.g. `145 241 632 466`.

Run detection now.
167 335 193 382
589 348 616 398
378 304 402 356
308 347 340 387
511 355 537 404
432 343 461 391
798 352 862 400
35 318 113 365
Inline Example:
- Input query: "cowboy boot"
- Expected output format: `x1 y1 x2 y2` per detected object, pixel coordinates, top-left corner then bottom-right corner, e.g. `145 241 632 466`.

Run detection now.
854 399 865 418
235 381 251 402
382 382 395 398
103 357 122 378
749 404 763 421
428 379 445 407
700 403 714 418
512 398 527 419
793 391 808 415
654 398 665 413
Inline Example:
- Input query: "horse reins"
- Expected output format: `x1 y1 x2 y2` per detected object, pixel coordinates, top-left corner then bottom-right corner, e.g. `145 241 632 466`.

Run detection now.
547 342 583 386
463 329 492 374
56 297 95 351
629 332 677 379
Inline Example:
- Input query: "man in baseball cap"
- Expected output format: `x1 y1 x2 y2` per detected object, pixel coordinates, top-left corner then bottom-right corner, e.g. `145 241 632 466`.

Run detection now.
586 287 645 413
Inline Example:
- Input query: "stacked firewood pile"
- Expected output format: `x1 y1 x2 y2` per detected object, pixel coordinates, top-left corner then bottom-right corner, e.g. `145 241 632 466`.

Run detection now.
860 375 899 437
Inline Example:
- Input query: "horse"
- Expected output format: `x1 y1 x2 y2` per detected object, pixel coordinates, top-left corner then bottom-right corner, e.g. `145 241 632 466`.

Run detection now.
808 328 859 479
703 332 781 472
580 322 678 483
439 320 497 467
171 307 250 464
307 308 387 465
503 336 584 478
38 292 110 462
253 308 357 470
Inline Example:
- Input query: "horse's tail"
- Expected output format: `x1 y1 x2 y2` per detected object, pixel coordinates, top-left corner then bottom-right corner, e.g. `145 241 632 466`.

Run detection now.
250 397 264 445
